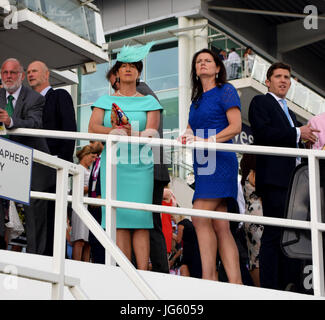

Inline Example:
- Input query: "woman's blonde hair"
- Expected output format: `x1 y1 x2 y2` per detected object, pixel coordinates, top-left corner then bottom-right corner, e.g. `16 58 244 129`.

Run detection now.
76 145 96 162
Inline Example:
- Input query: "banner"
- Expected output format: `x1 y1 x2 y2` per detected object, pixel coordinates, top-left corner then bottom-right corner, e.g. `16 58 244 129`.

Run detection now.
0 138 33 205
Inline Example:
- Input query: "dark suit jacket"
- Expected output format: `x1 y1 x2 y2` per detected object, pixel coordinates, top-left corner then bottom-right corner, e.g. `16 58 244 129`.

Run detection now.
248 93 299 193
137 82 170 184
43 88 77 162
0 85 54 190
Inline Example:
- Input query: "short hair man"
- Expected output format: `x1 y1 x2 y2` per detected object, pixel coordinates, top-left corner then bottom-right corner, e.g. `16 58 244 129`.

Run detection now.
0 58 54 254
248 61 319 291
108 69 171 273
27 60 77 256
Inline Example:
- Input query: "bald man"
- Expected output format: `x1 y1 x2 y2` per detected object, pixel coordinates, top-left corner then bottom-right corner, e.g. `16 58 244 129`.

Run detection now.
27 61 77 256
27 61 77 162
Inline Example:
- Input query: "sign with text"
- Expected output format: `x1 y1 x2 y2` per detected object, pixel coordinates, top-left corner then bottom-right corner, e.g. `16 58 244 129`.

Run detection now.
0 138 33 205
233 123 254 145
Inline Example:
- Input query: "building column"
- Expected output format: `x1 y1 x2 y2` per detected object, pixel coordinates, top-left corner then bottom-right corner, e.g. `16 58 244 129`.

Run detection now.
178 16 192 135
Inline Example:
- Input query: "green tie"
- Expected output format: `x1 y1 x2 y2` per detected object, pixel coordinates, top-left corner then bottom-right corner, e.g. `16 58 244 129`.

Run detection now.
6 95 14 117
1 95 14 139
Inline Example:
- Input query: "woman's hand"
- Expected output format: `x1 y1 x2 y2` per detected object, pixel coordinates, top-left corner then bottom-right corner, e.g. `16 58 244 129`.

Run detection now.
110 123 130 136
178 127 195 144
111 110 118 127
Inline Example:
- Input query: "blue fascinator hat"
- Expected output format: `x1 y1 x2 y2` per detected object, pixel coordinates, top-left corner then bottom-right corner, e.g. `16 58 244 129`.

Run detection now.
117 41 155 63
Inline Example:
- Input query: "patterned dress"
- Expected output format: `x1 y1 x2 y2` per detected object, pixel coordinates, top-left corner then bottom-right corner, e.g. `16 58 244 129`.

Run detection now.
243 176 264 270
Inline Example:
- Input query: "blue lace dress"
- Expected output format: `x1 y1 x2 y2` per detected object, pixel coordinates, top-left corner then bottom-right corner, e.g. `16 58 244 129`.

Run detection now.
188 83 241 202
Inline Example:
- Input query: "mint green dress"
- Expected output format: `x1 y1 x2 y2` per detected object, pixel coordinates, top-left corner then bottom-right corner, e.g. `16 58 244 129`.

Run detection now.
92 95 162 229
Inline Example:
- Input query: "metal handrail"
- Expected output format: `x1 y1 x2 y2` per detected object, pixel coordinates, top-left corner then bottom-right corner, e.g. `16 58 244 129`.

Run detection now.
2 127 325 298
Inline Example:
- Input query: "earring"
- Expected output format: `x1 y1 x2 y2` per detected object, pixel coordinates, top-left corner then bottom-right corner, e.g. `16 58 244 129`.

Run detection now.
196 75 199 81
116 76 120 83
136 78 140 85
215 73 219 78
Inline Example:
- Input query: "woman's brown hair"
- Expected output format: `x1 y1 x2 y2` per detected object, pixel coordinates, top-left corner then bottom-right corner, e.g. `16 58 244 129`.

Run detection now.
191 48 227 101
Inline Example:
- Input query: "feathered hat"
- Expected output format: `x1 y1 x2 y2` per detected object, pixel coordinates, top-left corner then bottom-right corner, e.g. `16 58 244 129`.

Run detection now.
117 41 155 63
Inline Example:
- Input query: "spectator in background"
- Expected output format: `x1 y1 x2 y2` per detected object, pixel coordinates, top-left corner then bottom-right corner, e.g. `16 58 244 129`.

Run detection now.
88 140 105 264
218 49 227 61
179 48 242 283
27 60 77 256
227 48 241 80
307 112 325 192
307 112 325 151
71 145 97 262
240 153 263 287
161 187 177 257
243 47 255 77
176 218 202 279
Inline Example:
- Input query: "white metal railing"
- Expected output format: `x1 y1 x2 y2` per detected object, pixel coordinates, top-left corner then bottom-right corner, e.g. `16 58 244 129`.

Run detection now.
2 128 325 298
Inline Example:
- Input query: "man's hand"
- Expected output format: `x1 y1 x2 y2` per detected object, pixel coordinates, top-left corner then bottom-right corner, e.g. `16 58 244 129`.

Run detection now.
0 109 11 126
300 123 320 144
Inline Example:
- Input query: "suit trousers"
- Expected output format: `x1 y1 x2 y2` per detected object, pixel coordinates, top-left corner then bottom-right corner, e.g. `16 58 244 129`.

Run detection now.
88 205 105 264
149 180 169 273
259 185 302 290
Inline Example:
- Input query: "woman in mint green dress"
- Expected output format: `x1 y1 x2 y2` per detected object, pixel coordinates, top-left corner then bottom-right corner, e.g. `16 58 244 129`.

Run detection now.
88 43 162 270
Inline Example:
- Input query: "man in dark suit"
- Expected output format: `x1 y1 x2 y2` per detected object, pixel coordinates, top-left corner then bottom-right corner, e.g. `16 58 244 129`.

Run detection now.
108 70 171 273
0 58 54 254
248 62 319 290
27 60 77 256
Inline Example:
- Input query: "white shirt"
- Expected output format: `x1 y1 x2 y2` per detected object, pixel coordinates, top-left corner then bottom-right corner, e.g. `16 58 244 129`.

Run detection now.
40 86 51 97
227 51 241 64
6 85 22 128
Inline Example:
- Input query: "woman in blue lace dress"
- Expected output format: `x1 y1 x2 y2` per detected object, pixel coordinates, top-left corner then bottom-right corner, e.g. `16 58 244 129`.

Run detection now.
180 48 242 283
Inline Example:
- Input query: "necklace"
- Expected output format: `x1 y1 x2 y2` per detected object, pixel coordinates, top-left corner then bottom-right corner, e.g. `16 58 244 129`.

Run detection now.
117 90 139 97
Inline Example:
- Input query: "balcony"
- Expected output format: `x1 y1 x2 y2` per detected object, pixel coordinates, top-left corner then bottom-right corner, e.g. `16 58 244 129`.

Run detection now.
0 0 108 75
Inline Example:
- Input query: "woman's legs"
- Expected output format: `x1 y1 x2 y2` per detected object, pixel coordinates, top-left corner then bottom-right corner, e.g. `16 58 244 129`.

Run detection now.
250 268 261 287
72 240 84 261
192 199 220 280
81 242 91 262
180 264 190 277
132 229 150 270
116 229 132 261
192 198 242 284
212 216 242 284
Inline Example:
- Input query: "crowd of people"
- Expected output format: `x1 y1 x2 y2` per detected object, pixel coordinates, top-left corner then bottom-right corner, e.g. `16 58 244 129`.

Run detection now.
0 41 324 295
217 46 255 80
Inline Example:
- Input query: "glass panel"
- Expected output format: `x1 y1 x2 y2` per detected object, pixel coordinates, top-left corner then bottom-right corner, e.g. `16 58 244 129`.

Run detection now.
145 18 177 33
80 62 109 105
84 5 97 44
146 46 178 91
157 89 179 131
109 27 143 42
14 0 99 44
41 0 90 41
